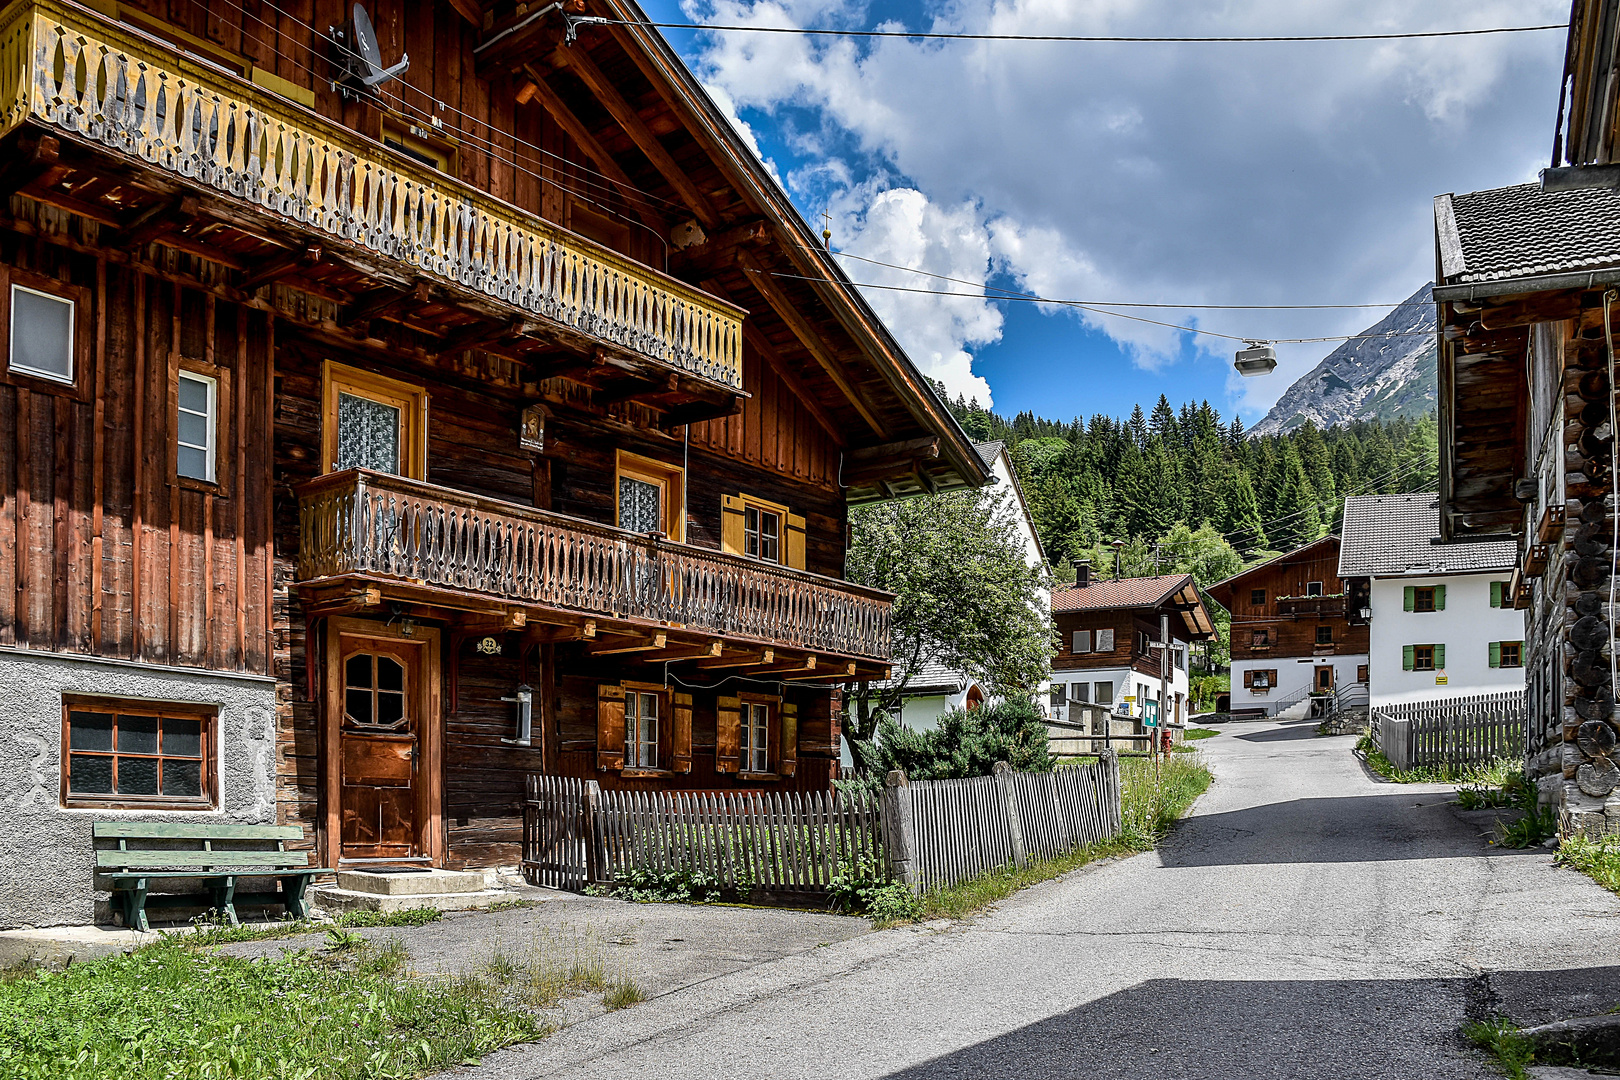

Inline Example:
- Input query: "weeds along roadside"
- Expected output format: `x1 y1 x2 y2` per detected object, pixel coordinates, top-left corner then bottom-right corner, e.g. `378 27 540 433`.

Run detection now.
0 904 639 1080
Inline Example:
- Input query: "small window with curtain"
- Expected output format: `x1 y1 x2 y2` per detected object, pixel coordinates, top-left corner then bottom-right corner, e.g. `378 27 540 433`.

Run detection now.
1071 682 1089 704
61 698 215 809
616 451 684 540
321 361 428 479
1252 628 1270 647
9 283 75 385
176 371 217 482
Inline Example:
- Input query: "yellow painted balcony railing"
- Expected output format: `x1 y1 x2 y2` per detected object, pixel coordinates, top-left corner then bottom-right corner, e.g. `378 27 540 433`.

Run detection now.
0 0 744 388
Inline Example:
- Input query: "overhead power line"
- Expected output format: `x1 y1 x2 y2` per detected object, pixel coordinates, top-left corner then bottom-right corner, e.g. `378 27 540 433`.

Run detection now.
752 267 1435 345
590 16 1566 44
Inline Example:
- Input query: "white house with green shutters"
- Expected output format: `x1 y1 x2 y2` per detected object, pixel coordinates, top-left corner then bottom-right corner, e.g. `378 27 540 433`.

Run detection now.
1339 493 1524 707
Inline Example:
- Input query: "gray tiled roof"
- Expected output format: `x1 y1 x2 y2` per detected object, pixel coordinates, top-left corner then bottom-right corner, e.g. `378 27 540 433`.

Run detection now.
1338 492 1517 576
972 440 1006 468
880 657 972 695
1438 183 1620 284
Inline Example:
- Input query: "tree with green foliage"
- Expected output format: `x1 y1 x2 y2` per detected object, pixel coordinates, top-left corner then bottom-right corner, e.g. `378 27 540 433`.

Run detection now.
842 486 1053 779
870 698 1054 781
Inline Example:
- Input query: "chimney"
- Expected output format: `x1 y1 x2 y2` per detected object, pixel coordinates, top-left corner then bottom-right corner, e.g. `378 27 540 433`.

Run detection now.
1077 561 1091 587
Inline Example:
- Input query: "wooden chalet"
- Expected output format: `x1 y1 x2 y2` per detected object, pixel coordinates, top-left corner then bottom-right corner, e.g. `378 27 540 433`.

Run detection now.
0 0 988 922
1049 568 1213 731
1433 0 1620 835
1207 536 1368 717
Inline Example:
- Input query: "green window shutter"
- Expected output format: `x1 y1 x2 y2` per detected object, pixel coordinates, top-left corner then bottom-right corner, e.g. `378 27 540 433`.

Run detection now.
1404 586 1415 612
1490 582 1502 608
1403 645 1415 670
1434 644 1446 670
1434 584 1446 611
1489 641 1500 667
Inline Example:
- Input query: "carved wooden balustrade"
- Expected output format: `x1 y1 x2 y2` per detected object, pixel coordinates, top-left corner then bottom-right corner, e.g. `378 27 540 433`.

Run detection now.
297 471 893 662
0 0 743 388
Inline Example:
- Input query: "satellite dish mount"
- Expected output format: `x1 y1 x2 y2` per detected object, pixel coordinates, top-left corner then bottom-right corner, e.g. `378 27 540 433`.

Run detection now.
330 3 408 101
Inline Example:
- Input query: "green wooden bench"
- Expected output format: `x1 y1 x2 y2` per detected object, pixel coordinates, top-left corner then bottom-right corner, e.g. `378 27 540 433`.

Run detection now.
93 823 331 932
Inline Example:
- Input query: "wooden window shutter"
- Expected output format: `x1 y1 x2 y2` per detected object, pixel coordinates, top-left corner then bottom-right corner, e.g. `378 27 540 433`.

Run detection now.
1097 628 1115 651
1489 641 1501 668
1243 669 1254 688
779 701 798 777
672 692 693 773
716 695 741 773
1434 584 1446 611
1434 643 1445 669
721 495 746 555
596 684 625 771
1403 586 1415 611
1490 581 1503 608
785 514 807 570
1402 645 1415 670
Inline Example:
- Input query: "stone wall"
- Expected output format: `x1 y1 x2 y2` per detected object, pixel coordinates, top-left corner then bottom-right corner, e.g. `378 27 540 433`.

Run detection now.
0 648 277 928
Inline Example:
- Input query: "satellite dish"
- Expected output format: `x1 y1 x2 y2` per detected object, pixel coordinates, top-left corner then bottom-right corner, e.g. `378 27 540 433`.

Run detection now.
332 3 408 97
1234 342 1277 377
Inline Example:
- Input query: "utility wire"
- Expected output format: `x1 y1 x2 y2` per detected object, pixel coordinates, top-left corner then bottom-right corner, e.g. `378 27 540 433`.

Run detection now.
591 17 1567 44
824 248 1431 310
753 266 1434 344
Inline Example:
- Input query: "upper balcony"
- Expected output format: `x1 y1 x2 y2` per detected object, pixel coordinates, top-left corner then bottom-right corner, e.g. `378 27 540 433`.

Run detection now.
1275 595 1347 619
0 0 744 413
296 470 892 677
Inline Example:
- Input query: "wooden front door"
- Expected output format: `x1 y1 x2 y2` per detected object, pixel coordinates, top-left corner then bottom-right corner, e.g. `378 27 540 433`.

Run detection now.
324 620 441 866
1316 666 1335 693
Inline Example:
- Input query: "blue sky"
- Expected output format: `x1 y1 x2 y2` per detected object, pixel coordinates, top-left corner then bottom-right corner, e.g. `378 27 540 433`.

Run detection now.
641 0 1567 424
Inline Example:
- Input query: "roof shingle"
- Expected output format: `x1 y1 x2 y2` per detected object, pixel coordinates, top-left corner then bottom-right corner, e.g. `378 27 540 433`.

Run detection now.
1440 183 1620 284
1052 574 1190 613
1338 492 1517 577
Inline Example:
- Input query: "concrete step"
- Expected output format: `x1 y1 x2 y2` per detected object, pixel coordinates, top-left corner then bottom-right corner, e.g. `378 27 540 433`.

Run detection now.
309 884 514 915
336 867 490 897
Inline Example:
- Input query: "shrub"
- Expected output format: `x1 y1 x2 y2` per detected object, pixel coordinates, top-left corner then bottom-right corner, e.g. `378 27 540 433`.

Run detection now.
870 697 1054 781
828 854 920 923
593 866 728 904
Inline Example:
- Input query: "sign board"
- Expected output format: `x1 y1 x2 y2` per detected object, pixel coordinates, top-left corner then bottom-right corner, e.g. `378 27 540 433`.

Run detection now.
1435 674 1448 685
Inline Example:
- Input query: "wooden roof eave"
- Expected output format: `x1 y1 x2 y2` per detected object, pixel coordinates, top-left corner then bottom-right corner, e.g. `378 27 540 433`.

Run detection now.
578 0 993 496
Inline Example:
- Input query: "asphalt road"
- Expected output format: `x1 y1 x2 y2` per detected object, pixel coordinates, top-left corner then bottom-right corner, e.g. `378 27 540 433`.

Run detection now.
466 718 1620 1080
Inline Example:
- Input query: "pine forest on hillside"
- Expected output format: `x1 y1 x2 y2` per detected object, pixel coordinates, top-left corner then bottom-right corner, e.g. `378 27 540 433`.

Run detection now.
940 387 1440 581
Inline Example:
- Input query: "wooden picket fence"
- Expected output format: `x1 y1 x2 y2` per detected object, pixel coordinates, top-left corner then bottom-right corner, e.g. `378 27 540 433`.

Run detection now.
591 787 886 894
521 755 1122 898
1371 690 1525 772
523 774 593 891
905 755 1120 892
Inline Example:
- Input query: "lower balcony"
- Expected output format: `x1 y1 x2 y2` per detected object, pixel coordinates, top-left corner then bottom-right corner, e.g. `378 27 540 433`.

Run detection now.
295 470 892 677
1276 596 1347 618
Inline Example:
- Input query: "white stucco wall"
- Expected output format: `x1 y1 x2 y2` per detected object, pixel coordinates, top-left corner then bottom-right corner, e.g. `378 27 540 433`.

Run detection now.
1368 574 1526 705
1230 654 1368 715
0 649 278 928
1053 658 1191 726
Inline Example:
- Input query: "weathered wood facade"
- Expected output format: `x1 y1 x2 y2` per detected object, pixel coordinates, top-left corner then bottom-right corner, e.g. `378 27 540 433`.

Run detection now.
0 0 988 902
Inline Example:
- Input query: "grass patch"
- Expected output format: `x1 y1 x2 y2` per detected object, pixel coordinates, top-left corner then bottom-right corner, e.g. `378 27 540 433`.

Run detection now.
334 907 443 928
1184 727 1219 741
1354 736 1521 786
909 754 1213 923
476 927 640 1013
0 932 541 1080
1557 834 1620 894
602 978 646 1010
1465 1016 1535 1079
486 898 539 913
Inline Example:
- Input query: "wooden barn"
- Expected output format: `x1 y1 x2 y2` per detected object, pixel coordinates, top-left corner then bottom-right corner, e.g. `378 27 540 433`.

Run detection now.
0 0 986 924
